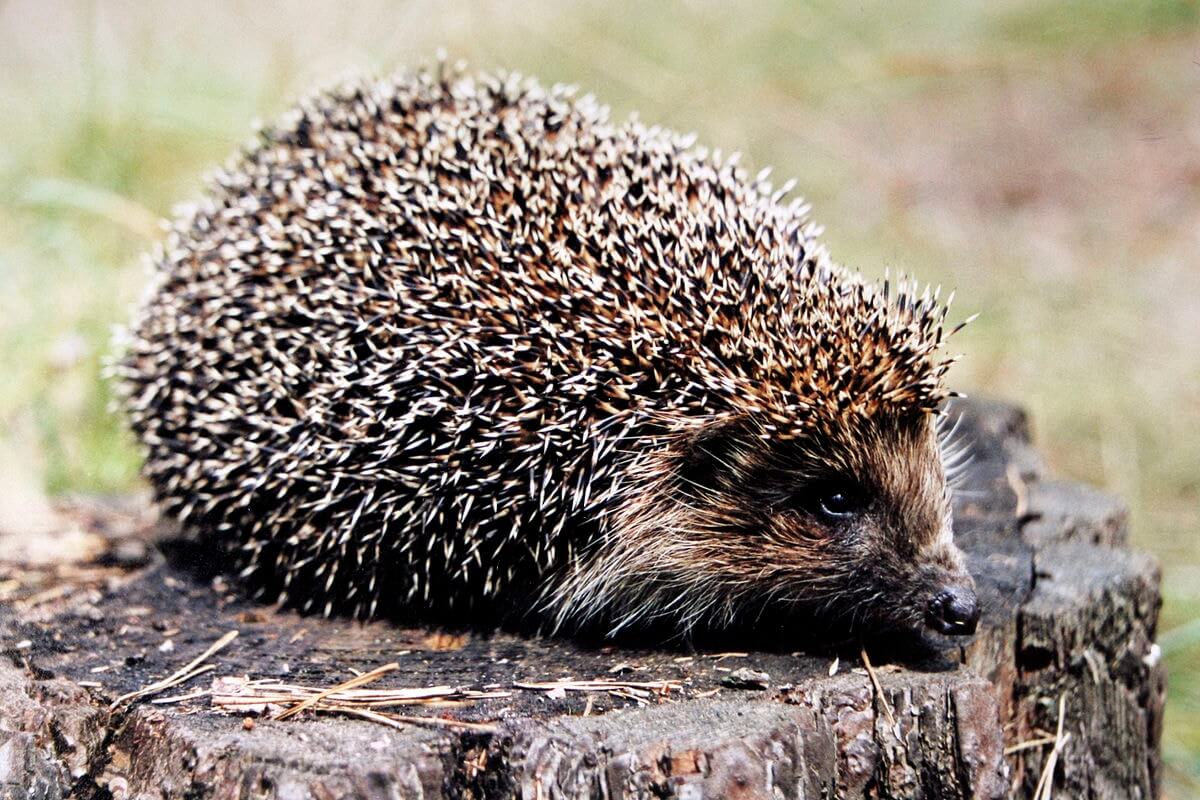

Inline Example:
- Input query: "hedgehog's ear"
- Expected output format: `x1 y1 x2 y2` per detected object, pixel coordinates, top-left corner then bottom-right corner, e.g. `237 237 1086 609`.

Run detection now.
674 415 751 496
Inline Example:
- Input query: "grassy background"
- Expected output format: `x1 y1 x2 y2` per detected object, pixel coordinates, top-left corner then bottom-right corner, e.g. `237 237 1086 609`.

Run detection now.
1 0 1197 791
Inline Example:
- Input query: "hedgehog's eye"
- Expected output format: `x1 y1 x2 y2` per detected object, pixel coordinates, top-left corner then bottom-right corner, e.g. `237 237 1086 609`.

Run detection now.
792 482 865 522
819 489 861 518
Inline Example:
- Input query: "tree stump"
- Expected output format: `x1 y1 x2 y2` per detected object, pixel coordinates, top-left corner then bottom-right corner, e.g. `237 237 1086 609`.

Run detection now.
0 399 1165 799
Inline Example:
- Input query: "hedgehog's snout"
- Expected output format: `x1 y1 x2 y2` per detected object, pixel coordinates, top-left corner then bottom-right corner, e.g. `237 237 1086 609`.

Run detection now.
915 539 979 636
925 585 980 636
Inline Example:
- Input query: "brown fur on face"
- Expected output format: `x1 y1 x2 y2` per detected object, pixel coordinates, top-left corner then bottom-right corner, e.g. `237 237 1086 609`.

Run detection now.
550 410 974 640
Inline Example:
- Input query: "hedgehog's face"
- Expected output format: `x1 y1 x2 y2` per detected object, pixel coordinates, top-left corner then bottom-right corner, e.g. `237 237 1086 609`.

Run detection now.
553 409 978 642
746 411 980 639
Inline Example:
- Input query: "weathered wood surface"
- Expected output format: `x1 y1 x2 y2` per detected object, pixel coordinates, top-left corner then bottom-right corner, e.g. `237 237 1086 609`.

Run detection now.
0 399 1165 799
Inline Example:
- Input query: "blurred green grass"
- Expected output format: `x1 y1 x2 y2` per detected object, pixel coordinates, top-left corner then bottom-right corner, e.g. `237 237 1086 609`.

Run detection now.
1 0 1197 791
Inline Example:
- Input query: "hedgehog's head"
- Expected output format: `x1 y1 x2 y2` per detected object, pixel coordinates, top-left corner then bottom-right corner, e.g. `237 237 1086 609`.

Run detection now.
549 270 976 645
550 406 976 644
676 408 977 638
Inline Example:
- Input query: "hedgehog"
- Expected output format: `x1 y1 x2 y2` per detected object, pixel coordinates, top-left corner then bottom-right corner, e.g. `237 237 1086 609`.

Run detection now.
117 63 980 645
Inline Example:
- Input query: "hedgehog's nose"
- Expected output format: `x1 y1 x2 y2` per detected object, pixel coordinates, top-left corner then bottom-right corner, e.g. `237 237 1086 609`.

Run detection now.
926 587 980 636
